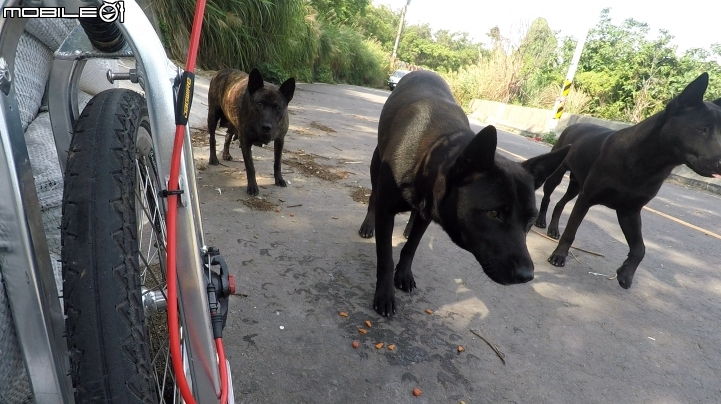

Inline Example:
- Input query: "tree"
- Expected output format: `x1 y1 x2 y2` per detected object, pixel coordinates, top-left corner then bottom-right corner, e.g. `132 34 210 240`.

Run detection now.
575 8 684 121
515 18 560 104
396 24 482 72
355 4 400 52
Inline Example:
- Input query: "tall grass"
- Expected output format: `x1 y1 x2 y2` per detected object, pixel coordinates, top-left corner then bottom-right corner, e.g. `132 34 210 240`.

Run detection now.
314 21 389 86
443 47 591 115
441 48 524 111
153 0 388 87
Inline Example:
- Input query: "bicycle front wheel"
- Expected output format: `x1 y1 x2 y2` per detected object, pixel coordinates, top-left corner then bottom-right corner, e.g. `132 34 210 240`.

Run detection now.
62 88 181 403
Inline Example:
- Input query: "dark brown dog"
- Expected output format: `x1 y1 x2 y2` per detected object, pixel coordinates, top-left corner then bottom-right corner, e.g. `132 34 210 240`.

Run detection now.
208 68 295 195
357 70 571 316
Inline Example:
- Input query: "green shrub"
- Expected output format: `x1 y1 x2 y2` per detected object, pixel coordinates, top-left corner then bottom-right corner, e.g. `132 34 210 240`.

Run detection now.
541 131 557 145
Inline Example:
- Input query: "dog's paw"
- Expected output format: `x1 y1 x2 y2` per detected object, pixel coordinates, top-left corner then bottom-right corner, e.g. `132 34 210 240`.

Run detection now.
222 152 233 161
246 184 259 196
275 177 287 187
547 226 561 239
373 288 396 317
616 266 634 289
394 270 416 293
534 216 547 228
209 156 220 165
358 223 374 238
547 253 567 267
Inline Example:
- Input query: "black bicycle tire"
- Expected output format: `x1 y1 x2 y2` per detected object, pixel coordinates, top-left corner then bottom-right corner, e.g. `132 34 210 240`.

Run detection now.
61 88 157 403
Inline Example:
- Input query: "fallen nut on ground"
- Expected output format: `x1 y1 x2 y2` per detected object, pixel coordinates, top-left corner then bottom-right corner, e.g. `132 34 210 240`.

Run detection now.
358 328 367 334
375 342 384 349
365 320 372 327
425 309 433 314
413 388 422 397
339 311 348 317
352 341 359 349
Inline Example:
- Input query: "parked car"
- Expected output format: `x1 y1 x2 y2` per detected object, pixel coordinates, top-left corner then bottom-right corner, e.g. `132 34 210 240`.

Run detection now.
387 69 410 91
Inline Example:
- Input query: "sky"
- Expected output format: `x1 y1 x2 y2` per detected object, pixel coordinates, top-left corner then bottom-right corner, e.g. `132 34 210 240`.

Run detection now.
372 0 719 56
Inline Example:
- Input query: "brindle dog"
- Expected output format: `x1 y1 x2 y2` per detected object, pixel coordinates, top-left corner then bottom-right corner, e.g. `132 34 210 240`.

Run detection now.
208 68 295 196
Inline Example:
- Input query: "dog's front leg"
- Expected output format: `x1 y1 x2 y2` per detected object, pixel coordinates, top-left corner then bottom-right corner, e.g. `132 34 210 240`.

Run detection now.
273 137 287 187
373 206 397 317
615 209 645 289
240 139 259 195
359 147 380 238
395 213 430 292
222 127 235 161
548 195 591 267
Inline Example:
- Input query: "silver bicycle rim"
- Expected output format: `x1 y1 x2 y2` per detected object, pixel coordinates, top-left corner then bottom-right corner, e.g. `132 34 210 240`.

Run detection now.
136 124 190 403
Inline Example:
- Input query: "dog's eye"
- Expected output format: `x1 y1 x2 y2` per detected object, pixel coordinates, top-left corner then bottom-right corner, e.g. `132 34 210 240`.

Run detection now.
274 105 281 112
697 127 709 136
257 101 263 107
486 210 500 220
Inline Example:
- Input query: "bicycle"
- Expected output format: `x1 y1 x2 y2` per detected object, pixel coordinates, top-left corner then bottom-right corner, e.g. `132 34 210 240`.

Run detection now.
0 0 234 402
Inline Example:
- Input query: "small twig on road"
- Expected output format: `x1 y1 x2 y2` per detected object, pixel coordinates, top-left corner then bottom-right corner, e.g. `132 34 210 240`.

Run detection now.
287 204 302 208
569 251 616 280
570 250 582 264
343 161 363 164
530 229 604 257
470 329 505 365
332 146 343 151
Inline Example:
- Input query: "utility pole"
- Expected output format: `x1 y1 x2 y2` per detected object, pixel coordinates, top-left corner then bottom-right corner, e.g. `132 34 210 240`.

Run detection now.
391 0 411 67
547 28 589 132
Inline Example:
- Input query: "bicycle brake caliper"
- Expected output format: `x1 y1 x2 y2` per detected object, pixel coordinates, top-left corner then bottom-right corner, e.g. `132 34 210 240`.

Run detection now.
203 247 235 339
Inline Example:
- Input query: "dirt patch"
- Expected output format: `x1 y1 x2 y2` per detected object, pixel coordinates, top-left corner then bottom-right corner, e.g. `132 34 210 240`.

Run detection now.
191 127 212 147
310 121 336 133
349 186 372 204
283 150 347 181
239 197 278 211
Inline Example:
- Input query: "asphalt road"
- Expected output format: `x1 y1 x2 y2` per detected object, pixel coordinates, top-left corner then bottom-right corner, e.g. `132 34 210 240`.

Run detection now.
188 79 721 404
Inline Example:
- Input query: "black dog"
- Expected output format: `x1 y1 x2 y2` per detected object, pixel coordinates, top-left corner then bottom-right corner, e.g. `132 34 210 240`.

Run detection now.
208 68 295 196
358 70 571 317
535 72 721 289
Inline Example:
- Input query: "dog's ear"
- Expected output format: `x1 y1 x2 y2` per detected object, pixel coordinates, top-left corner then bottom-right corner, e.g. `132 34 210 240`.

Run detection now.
248 68 264 95
279 77 296 103
666 72 708 115
521 144 571 190
450 125 497 182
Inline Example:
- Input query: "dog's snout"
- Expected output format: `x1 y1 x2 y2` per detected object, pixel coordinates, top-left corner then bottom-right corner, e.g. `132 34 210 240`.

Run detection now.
260 124 272 134
513 267 534 283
